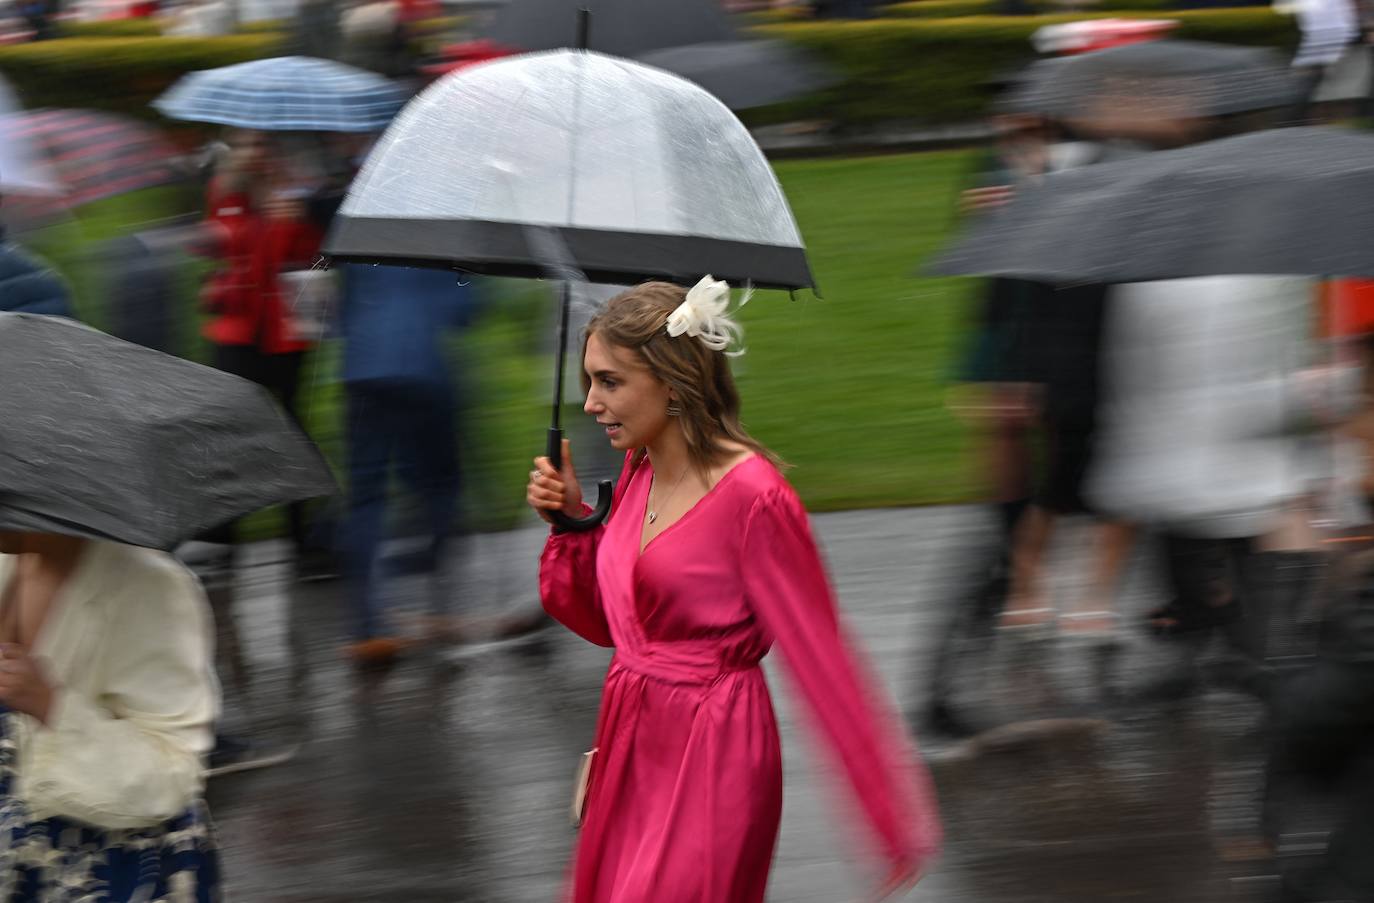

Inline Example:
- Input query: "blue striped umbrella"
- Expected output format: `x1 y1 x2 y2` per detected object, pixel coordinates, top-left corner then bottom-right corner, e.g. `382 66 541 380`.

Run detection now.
153 55 407 132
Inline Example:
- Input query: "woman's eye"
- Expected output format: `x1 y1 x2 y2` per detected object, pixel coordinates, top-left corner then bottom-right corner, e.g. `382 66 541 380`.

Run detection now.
601 378 617 389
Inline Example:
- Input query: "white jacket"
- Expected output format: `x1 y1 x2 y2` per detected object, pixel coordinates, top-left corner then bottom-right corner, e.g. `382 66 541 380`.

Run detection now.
0 541 218 830
1088 276 1340 538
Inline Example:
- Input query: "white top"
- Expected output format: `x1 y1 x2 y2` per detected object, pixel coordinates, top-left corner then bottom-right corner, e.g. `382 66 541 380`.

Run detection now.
1089 276 1333 538
0 541 218 830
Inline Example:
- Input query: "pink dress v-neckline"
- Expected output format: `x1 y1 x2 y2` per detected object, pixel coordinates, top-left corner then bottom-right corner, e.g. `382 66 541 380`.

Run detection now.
636 452 759 558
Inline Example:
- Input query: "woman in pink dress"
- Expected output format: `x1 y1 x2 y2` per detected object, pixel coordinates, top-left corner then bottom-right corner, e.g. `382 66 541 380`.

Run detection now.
526 279 941 902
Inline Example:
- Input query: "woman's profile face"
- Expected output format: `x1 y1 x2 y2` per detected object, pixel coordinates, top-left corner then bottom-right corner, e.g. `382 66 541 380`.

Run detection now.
583 332 673 451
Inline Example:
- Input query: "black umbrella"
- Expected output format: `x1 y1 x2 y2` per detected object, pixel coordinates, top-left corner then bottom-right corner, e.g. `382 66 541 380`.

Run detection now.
931 126 1374 284
0 313 337 551
1001 40 1302 120
483 0 833 110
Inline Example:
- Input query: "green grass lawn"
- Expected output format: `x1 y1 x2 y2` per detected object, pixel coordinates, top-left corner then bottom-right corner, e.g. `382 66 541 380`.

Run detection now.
738 150 979 510
453 150 983 525
27 150 985 531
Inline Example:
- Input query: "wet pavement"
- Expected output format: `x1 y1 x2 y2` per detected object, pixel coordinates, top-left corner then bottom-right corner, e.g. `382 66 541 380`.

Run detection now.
203 506 1306 902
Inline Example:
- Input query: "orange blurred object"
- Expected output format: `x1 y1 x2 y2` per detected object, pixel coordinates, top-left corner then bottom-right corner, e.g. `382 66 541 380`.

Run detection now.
1322 279 1374 338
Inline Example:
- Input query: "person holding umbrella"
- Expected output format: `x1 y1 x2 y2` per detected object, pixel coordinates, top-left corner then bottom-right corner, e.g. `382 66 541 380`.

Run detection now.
0 531 221 899
526 280 940 902
196 129 333 578
0 312 335 900
323 44 925 894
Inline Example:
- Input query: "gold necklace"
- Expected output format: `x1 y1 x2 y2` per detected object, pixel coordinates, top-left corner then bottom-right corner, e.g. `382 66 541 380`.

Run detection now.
646 465 690 525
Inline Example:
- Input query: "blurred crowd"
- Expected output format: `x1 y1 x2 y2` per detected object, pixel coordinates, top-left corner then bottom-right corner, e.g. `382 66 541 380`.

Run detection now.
5 0 1374 898
923 20 1374 901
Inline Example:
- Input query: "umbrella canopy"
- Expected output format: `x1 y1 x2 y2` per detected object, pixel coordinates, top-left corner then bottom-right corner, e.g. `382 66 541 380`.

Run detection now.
931 126 1374 284
153 55 407 132
637 40 838 111
325 49 813 289
0 313 336 551
484 0 732 58
8 109 182 207
0 76 60 196
1002 40 1301 120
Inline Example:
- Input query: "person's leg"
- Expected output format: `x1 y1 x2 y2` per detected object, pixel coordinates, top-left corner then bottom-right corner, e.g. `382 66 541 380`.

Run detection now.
1293 64 1327 125
1204 537 1275 698
1002 504 1056 627
200 343 262 549
1001 420 1094 628
387 383 463 643
267 351 312 557
423 392 461 572
1062 520 1135 635
1151 532 1237 634
344 383 397 643
394 383 459 564
1136 532 1231 700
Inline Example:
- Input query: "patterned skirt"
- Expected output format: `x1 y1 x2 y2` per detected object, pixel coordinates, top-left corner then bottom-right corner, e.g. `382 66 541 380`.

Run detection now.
0 716 221 902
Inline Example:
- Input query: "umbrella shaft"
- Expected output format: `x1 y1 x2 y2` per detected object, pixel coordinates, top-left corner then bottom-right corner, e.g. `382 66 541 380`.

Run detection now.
553 281 572 432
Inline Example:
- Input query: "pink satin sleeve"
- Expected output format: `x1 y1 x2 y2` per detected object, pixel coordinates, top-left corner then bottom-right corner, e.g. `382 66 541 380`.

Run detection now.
741 486 942 878
539 509 613 647
537 452 642 648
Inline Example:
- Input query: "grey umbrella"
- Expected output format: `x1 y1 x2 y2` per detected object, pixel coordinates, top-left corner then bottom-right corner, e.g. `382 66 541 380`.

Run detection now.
638 40 838 111
484 0 732 58
931 126 1374 284
1001 40 1302 120
0 313 337 551
483 0 833 109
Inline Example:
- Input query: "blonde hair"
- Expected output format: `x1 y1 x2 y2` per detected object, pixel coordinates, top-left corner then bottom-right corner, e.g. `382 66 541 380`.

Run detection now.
582 282 782 475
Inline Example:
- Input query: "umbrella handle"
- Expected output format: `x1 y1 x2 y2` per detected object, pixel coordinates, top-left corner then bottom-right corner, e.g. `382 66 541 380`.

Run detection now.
546 428 612 532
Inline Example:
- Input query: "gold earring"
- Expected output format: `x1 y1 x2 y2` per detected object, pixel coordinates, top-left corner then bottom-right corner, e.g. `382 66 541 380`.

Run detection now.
666 401 682 416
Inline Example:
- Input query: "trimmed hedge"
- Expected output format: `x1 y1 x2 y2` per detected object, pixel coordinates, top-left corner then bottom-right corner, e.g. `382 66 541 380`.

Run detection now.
753 7 1298 125
53 18 289 37
0 34 282 119
0 8 1298 129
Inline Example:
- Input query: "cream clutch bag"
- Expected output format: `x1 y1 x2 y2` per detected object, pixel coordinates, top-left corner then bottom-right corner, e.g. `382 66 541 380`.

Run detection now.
571 748 597 827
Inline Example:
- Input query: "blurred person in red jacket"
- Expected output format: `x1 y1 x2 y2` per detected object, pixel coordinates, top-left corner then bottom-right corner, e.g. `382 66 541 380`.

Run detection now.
198 129 334 579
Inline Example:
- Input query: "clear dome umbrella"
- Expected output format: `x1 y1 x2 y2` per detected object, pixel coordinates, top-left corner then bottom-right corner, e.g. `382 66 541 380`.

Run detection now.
325 45 814 530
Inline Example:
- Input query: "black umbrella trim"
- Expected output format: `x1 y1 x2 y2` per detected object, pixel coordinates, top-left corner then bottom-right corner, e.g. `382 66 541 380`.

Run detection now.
324 215 815 291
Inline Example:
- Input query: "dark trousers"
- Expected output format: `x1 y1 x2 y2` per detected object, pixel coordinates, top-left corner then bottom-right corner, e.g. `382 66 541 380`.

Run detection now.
207 344 310 553
1161 534 1268 656
345 380 459 640
1267 660 1374 901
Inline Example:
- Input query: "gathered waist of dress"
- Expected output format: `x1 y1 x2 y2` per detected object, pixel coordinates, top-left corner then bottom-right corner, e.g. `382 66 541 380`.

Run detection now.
612 642 763 687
